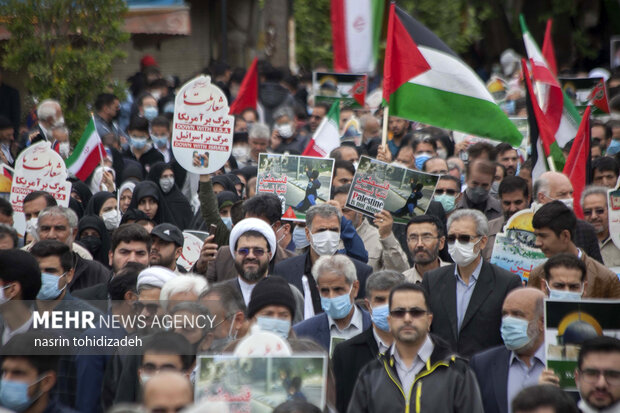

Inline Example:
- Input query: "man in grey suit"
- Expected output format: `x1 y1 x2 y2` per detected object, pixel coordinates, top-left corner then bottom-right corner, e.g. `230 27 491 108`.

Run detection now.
421 209 521 357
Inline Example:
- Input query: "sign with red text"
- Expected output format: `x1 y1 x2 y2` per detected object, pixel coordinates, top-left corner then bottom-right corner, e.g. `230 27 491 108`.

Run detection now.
9 141 71 236
177 232 204 271
172 75 234 174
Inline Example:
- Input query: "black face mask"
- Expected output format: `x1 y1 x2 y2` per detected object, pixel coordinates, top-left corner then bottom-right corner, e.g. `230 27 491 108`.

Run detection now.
80 236 102 256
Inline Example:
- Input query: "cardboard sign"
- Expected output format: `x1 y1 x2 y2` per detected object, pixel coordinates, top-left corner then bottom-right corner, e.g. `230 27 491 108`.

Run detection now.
10 142 71 236
172 75 234 174
345 156 439 224
312 71 367 108
490 209 547 284
176 232 204 271
545 299 620 391
256 153 335 222
196 354 328 411
559 77 610 115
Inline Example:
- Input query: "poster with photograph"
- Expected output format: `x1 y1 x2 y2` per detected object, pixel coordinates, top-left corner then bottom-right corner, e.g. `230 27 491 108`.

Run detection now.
559 77 610 115
177 232 204 271
545 299 620 391
607 188 620 251
256 153 335 222
345 156 439 224
195 355 328 412
490 209 547 284
312 72 367 108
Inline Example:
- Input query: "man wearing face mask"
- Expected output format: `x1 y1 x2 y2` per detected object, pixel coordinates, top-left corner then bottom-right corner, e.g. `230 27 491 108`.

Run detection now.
270 106 307 154
412 137 437 171
470 288 547 413
332 270 404 413
433 175 462 218
533 171 604 263
540 253 588 300
122 117 164 176
274 204 372 317
422 209 521 357
246 276 296 340
294 254 371 351
456 159 502 221
527 201 620 298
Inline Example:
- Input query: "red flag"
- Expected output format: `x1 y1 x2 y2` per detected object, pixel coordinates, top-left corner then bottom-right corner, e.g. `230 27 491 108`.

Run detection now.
229 58 258 115
542 19 557 76
587 79 610 114
521 59 556 156
563 105 591 219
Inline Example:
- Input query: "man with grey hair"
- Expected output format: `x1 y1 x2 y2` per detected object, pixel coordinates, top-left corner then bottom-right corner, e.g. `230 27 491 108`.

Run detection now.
18 99 64 152
247 122 270 166
270 105 307 154
332 270 404 412
274 203 371 317
532 171 603 263
581 185 620 266
35 205 111 291
422 208 521 357
293 255 372 352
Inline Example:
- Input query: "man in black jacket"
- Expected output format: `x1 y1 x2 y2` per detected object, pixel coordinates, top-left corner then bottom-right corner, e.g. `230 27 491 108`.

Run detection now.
347 283 484 412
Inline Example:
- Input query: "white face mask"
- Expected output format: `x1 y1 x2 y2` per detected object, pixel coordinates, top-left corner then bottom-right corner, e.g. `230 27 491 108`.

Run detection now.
559 198 573 210
448 239 480 266
276 123 294 139
102 209 120 230
26 218 39 242
159 177 175 194
58 142 70 158
311 230 340 256
0 284 12 305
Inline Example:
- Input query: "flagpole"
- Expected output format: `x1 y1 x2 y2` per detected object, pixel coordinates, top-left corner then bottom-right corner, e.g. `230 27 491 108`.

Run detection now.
381 105 389 148
546 156 556 172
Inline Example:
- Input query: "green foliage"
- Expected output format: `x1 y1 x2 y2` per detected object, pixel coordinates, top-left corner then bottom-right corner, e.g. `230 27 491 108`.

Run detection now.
0 0 129 141
294 0 333 70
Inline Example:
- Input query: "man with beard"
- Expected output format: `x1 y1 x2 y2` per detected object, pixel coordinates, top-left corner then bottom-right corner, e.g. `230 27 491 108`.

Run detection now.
223 217 306 323
574 337 620 413
581 186 620 267
150 223 186 274
403 215 449 283
495 143 520 176
470 288 548 413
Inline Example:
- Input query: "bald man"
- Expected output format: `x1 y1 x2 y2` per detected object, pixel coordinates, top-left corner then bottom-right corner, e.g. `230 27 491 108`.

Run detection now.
533 171 603 264
143 371 193 413
470 288 547 413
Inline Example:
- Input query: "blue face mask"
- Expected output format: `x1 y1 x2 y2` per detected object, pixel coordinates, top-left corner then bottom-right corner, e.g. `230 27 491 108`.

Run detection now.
130 136 147 150
144 106 158 121
37 272 67 300
256 316 291 339
151 135 168 148
0 377 43 412
371 304 390 332
434 193 456 213
415 153 432 170
320 285 353 320
221 216 233 230
607 139 620 156
547 282 583 301
500 316 533 351
293 226 310 249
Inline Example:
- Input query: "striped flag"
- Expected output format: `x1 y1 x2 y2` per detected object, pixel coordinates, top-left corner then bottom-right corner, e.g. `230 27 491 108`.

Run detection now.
542 19 557 77
382 4 522 147
332 0 385 73
563 105 591 219
65 117 105 181
302 101 340 157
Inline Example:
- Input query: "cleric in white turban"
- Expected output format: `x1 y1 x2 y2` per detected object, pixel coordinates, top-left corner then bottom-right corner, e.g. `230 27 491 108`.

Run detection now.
228 217 277 261
137 266 176 291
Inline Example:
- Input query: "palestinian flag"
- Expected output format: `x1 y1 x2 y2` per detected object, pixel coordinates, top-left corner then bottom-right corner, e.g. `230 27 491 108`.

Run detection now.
563 105 591 219
65 117 105 181
521 15 581 148
382 4 522 146
229 58 258 115
302 101 340 157
332 0 385 73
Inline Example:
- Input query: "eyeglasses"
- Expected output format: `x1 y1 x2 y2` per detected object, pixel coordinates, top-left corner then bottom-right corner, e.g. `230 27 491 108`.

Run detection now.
390 307 428 318
583 208 606 216
407 234 438 244
237 247 267 257
435 189 457 196
579 368 620 385
446 234 479 244
133 302 160 313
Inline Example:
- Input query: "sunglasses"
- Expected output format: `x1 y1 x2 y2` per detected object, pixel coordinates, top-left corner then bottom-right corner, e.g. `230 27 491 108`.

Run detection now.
446 234 479 244
237 247 268 257
133 302 160 313
435 189 457 196
390 307 428 318
583 208 605 216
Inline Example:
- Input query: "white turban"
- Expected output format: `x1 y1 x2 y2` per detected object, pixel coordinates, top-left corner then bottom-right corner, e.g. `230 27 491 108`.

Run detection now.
229 218 276 261
137 266 176 290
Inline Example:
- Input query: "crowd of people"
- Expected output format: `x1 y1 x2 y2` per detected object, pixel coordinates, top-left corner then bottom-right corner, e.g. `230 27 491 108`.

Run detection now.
0 54 619 413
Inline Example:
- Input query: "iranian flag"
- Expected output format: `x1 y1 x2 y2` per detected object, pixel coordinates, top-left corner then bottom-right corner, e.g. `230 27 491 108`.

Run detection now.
382 4 522 146
302 102 340 157
563 105 591 219
332 0 385 73
65 117 105 181
521 15 581 148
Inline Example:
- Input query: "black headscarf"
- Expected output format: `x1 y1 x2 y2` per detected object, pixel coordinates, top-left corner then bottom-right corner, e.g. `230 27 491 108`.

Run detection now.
84 191 116 217
76 215 111 267
68 197 84 220
127 180 177 226
146 162 194 230
211 174 237 194
120 208 151 225
120 159 145 183
71 181 93 210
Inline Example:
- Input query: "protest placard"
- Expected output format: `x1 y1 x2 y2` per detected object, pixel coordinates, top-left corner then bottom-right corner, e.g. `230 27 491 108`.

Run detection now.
559 77 610 115
607 188 620 251
545 299 620 391
345 155 438 224
490 209 547 284
196 354 328 412
256 153 334 222
177 232 204 271
0 163 12 201
312 71 367 108
172 75 234 175
9 141 71 236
